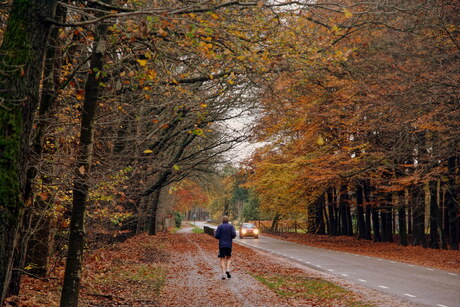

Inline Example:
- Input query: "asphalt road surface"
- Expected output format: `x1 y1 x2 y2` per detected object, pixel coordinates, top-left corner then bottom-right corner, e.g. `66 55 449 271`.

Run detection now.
235 234 459 307
197 222 459 307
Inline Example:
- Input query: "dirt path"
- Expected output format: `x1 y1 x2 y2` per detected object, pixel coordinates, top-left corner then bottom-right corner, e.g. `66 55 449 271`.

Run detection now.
160 233 288 306
160 232 418 307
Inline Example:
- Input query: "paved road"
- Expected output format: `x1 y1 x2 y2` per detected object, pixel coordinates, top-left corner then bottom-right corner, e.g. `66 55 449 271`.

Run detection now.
234 235 459 307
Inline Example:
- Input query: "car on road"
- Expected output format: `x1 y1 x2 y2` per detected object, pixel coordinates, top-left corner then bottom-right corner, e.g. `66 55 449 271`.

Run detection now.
239 223 259 239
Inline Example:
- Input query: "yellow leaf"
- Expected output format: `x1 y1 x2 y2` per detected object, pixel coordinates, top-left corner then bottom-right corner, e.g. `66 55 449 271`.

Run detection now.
147 70 157 80
317 136 324 146
343 8 353 18
79 166 85 174
143 149 153 154
136 59 147 67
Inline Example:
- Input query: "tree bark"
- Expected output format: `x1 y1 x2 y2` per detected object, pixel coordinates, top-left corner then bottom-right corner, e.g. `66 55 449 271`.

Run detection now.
60 3 111 305
412 185 426 247
397 189 408 246
429 180 440 249
363 181 372 240
316 194 325 234
372 207 381 242
0 0 57 302
148 189 162 235
7 5 66 295
356 183 366 239
326 187 337 235
446 156 458 250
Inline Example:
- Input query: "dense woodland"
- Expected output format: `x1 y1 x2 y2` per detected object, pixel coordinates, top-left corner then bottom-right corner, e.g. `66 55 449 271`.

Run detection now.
0 0 458 306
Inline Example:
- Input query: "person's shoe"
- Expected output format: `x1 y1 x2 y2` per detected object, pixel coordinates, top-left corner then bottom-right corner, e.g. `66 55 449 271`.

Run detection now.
221 274 226 280
226 271 231 278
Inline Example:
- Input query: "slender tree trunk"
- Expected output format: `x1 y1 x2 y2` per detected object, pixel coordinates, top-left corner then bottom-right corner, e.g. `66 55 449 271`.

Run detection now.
407 206 412 235
345 204 353 236
372 207 381 242
429 180 440 249
398 188 408 246
437 182 447 249
136 198 148 234
386 206 393 242
412 185 426 247
364 181 372 240
316 195 325 234
446 156 458 250
382 193 393 242
381 208 388 242
0 1 57 302
398 204 408 246
339 184 349 235
356 183 366 239
60 5 111 305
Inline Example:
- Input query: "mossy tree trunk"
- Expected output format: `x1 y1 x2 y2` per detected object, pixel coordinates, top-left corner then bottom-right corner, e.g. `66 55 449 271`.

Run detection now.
59 2 111 305
0 0 57 303
7 4 66 296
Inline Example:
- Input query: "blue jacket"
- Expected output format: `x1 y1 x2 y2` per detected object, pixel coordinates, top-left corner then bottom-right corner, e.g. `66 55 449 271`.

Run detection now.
214 222 236 248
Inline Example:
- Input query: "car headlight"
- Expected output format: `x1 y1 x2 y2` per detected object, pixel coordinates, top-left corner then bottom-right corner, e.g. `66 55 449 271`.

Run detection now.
242 229 247 234
254 229 259 234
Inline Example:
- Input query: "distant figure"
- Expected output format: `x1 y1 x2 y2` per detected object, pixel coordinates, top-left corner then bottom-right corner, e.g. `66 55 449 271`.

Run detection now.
214 215 236 280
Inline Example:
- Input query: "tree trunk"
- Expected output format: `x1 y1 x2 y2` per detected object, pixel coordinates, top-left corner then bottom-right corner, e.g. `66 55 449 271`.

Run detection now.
398 204 408 246
372 207 381 242
0 1 57 302
7 5 66 295
356 183 366 239
316 195 325 234
148 189 162 235
271 213 281 232
446 156 458 250
308 194 325 234
381 193 393 242
364 181 372 240
338 184 350 235
429 180 440 249
381 208 389 242
60 5 111 305
326 187 337 235
412 185 426 247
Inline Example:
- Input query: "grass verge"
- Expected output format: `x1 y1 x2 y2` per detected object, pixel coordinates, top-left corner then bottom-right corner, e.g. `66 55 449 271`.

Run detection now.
192 227 204 234
252 273 374 307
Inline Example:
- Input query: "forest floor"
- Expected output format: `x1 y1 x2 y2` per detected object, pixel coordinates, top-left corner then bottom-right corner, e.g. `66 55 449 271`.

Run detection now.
3 226 459 306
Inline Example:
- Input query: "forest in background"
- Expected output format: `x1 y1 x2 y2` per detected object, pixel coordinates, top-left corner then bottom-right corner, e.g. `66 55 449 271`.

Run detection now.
0 0 458 306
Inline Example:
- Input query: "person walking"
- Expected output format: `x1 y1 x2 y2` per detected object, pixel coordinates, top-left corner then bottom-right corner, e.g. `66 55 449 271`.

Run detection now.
214 216 236 280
